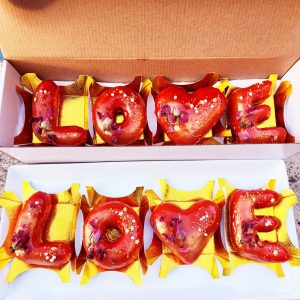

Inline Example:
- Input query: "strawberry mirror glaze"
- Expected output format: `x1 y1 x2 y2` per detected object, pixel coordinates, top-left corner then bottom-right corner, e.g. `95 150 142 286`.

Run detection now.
83 201 143 270
92 86 146 145
150 201 221 264
227 81 287 143
9 192 72 268
228 189 290 262
32 80 87 146
155 86 226 145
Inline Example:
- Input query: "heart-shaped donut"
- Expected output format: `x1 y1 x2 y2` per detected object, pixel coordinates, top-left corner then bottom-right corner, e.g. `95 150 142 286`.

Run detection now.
150 201 221 264
155 86 226 144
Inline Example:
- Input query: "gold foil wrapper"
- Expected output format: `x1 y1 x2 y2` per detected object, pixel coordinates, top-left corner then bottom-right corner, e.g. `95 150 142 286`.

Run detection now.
145 179 221 278
151 73 219 94
198 138 222 145
90 76 148 145
19 73 92 145
0 192 22 269
76 186 145 285
217 178 300 276
0 182 81 282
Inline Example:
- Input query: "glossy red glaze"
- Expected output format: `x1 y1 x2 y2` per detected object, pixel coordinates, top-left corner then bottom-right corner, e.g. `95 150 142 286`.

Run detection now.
155 86 226 144
228 189 290 262
227 81 287 143
83 201 143 270
32 80 87 146
150 201 221 264
92 86 146 145
9 192 72 268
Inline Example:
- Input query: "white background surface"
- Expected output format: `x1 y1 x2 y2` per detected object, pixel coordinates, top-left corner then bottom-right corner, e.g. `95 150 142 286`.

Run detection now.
0 160 300 300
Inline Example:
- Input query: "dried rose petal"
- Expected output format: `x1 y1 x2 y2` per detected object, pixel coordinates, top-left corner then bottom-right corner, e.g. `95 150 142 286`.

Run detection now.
90 230 101 244
160 104 171 117
89 219 97 228
179 111 189 123
97 248 106 261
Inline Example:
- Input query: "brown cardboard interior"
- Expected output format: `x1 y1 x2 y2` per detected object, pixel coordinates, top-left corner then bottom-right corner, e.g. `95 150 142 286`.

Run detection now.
8 57 299 82
0 0 299 81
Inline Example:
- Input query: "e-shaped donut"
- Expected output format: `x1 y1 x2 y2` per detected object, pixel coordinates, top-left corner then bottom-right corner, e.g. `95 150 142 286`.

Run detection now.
228 189 290 262
92 86 147 145
83 201 143 270
9 192 72 268
227 81 287 143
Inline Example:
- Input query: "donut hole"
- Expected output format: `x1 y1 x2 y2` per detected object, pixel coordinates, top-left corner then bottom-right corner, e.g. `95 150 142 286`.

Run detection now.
105 227 121 242
115 109 125 124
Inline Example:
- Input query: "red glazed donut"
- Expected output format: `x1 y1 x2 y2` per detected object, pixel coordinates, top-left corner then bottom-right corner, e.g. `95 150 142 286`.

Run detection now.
155 86 226 145
32 80 87 146
227 81 287 143
83 201 143 270
150 201 221 264
228 189 290 262
92 86 146 145
9 192 72 268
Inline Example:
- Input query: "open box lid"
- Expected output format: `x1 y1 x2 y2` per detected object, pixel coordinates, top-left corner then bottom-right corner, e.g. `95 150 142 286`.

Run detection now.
0 0 299 81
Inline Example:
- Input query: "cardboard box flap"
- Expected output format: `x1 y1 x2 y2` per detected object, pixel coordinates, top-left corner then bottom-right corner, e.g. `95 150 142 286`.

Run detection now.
8 57 299 82
0 0 299 60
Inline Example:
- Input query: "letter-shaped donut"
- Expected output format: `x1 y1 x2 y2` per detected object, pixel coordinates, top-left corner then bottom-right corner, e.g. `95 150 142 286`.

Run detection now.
92 86 147 145
32 80 87 146
228 189 290 262
83 201 143 270
227 81 287 143
9 192 72 268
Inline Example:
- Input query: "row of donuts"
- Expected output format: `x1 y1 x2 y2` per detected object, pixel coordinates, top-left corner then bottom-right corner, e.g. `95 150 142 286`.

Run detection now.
1 179 299 284
15 73 293 146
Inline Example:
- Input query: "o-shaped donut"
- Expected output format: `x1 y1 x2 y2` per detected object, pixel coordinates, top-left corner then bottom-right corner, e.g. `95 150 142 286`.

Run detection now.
92 86 147 145
83 201 143 270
